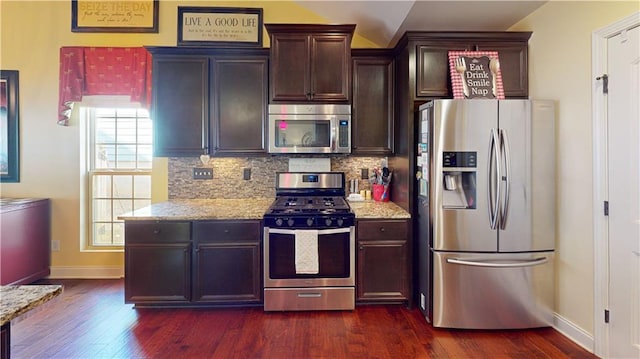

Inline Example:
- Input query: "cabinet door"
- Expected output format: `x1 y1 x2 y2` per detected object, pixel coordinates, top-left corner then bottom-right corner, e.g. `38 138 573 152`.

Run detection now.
310 34 351 102
352 53 394 155
124 243 191 304
270 34 310 102
152 56 208 156
356 220 409 302
211 56 268 155
193 241 262 303
416 42 472 98
192 221 262 303
475 41 528 98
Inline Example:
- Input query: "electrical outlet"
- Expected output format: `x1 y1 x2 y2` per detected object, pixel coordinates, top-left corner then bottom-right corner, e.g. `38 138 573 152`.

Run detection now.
193 168 213 180
51 240 60 252
361 168 368 179
243 168 251 180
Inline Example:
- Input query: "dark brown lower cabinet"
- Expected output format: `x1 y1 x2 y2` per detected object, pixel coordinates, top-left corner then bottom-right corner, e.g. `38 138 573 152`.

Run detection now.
124 221 192 304
192 221 262 303
124 220 262 307
356 219 410 303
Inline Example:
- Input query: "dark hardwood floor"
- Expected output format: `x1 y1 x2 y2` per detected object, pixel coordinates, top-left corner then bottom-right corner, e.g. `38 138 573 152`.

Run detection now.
9 279 596 359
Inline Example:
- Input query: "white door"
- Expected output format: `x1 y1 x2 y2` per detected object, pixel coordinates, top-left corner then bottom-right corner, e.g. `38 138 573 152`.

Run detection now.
607 24 640 359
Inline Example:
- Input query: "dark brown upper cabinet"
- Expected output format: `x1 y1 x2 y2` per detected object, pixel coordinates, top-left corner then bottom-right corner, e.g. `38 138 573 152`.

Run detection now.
409 32 532 99
151 55 209 157
210 55 269 156
352 49 395 155
265 24 355 103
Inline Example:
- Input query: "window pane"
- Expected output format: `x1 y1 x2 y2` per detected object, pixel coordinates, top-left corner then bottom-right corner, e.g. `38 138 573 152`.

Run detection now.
116 117 137 143
134 199 151 210
93 223 113 245
117 108 138 117
112 222 125 245
113 175 132 198
115 145 137 168
113 199 132 221
137 145 153 169
95 108 116 117
95 118 116 143
96 144 115 169
137 120 152 144
134 176 151 198
93 175 112 198
93 199 112 222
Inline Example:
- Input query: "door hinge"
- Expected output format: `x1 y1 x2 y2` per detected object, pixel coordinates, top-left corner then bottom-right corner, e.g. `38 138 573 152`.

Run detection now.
604 201 609 216
605 309 610 323
596 74 609 94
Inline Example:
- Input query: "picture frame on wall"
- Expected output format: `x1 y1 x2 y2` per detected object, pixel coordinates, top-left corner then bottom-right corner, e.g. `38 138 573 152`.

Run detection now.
1 70 20 183
71 0 159 33
177 7 263 47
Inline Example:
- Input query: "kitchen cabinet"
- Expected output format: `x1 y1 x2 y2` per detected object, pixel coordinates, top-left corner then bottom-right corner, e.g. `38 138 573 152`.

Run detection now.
192 221 262 303
124 219 263 306
265 24 355 103
351 49 395 155
211 56 269 156
356 219 410 303
413 33 531 99
124 221 192 304
147 47 269 157
151 55 209 157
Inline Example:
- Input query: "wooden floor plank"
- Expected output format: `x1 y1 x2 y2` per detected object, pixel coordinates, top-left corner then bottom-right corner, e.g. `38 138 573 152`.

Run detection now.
8 279 597 359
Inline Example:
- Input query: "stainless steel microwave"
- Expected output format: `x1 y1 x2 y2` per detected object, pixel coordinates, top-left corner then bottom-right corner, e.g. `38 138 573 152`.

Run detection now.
268 104 351 154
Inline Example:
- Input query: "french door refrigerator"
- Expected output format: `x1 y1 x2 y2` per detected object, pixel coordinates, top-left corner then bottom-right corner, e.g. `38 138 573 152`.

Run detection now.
416 99 556 329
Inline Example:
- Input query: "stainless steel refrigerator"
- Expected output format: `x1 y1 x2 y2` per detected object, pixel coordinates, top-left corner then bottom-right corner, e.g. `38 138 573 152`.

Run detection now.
416 99 556 329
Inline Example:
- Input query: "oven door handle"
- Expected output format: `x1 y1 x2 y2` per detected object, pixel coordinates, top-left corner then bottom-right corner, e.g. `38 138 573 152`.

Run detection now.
267 227 352 235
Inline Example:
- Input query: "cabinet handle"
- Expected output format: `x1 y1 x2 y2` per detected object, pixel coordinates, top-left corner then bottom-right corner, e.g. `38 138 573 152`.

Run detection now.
153 230 160 234
359 246 364 250
224 229 229 233
379 227 386 232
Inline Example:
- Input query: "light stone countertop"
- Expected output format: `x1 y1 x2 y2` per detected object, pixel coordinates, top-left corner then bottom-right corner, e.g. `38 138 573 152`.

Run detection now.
118 198 274 221
0 285 63 326
348 200 411 219
118 198 410 221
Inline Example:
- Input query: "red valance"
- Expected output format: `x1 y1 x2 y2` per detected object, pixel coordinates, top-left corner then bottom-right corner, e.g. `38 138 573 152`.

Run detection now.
58 47 152 126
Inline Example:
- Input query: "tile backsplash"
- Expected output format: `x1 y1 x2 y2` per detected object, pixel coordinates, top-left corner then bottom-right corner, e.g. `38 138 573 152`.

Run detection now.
168 156 386 199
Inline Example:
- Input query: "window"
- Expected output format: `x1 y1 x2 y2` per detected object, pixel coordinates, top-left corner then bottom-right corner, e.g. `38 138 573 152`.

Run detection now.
87 108 152 248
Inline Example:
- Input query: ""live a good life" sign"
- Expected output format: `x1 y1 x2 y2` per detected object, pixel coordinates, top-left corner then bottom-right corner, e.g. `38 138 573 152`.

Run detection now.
177 7 263 47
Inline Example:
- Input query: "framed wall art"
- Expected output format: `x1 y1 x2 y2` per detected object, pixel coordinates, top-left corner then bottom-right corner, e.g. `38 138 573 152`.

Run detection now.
1 70 20 183
71 0 159 33
448 51 504 99
177 7 263 47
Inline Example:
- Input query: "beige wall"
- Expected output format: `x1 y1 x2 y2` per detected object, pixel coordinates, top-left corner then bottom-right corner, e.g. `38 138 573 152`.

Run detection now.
0 1 377 273
510 0 639 337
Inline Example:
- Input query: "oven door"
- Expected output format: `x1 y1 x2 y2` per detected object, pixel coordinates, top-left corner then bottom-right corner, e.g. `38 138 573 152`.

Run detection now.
264 226 355 287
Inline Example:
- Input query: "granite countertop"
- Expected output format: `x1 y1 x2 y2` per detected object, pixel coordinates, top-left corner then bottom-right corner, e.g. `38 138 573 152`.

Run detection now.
0 197 49 213
118 198 274 221
119 198 410 221
348 200 411 219
0 285 63 326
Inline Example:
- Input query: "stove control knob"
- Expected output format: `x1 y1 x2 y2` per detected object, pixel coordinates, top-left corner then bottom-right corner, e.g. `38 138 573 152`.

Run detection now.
287 218 295 227
337 218 344 227
275 218 283 226
325 218 332 227
306 218 314 227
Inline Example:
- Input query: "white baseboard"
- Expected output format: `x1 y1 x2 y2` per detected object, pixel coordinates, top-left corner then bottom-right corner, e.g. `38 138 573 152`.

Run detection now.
49 266 124 279
553 312 595 354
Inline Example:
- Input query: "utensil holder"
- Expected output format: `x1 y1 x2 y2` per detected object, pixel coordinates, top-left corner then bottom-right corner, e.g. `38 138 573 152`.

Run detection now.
372 184 389 202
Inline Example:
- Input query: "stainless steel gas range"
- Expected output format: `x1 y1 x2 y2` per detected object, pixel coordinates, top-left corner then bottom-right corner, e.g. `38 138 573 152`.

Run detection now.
263 172 355 311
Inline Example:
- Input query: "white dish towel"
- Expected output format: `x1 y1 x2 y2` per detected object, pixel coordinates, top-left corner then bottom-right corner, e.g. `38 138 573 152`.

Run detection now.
294 229 319 274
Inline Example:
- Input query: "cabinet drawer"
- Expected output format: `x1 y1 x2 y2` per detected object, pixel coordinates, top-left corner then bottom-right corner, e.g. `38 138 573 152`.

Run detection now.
357 220 408 240
193 220 261 242
125 221 191 244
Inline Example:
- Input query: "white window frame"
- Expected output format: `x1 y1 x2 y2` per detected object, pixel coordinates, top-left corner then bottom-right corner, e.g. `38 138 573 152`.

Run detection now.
80 99 152 251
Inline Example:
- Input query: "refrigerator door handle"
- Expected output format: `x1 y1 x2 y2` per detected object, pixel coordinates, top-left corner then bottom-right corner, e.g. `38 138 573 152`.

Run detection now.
499 129 511 230
446 257 549 268
488 129 501 229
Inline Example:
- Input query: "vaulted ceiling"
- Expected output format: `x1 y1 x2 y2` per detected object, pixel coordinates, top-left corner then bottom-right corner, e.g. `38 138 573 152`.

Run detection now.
293 1 547 47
